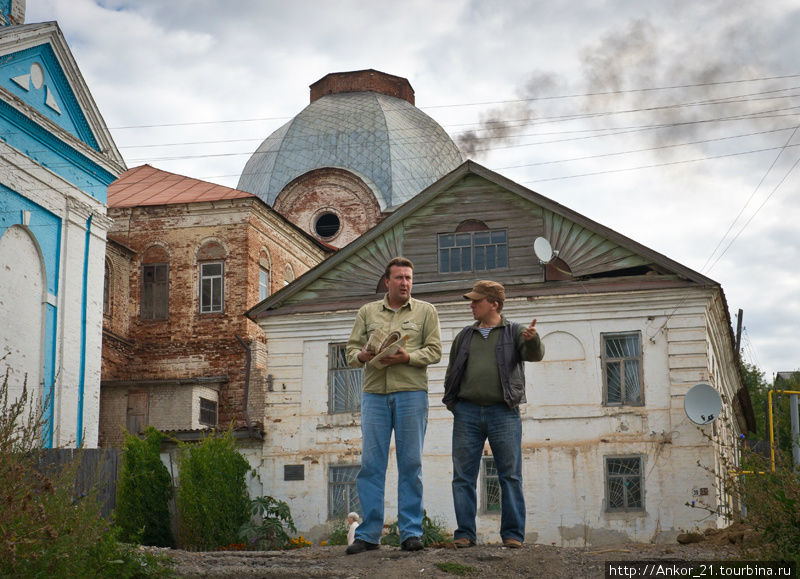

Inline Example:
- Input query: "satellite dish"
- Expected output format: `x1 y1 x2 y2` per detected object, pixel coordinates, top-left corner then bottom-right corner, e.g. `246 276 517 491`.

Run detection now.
534 237 554 264
684 383 722 425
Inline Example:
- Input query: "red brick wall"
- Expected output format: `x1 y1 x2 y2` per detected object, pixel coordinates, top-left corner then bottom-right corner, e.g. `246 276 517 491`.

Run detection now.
310 70 414 105
101 199 328 433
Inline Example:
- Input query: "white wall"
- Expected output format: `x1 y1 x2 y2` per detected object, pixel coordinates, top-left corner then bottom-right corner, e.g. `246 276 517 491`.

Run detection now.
255 287 736 546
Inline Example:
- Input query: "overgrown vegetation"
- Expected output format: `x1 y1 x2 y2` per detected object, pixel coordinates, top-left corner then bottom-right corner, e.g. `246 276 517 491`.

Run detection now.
116 427 175 547
324 518 349 546
238 495 298 550
740 450 800 563
0 370 172 577
381 510 450 546
176 429 252 550
692 363 800 564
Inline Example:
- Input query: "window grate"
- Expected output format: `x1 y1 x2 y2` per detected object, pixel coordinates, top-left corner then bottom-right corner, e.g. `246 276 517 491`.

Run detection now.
482 457 501 513
605 456 643 511
328 465 360 519
199 397 217 427
328 343 362 414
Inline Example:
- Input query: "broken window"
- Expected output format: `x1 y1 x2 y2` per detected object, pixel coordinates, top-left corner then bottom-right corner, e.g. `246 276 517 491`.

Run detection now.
200 261 224 313
482 457 501 513
328 465 360 519
605 456 644 511
439 229 507 274
602 332 643 406
328 343 362 414
141 263 168 320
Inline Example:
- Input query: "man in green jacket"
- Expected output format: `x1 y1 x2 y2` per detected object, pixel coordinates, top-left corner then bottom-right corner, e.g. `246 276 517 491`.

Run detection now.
443 280 544 549
345 257 442 554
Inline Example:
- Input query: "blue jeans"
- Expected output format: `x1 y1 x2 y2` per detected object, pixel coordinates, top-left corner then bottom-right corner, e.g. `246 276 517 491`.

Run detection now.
451 400 525 543
355 390 428 544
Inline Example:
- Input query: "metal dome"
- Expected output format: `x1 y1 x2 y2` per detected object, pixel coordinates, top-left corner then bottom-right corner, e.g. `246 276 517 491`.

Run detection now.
237 91 464 209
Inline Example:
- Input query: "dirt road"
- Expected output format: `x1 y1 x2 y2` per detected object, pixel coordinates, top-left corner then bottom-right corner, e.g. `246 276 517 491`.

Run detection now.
152 539 746 578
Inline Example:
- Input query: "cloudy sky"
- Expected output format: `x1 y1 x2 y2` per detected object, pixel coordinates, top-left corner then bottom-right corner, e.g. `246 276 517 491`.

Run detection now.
26 0 800 380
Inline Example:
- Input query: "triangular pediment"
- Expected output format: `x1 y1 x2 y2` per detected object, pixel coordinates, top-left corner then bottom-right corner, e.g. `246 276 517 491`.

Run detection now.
247 161 716 319
0 22 124 171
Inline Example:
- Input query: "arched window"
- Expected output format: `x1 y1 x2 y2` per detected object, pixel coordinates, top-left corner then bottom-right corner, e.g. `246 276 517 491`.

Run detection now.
103 258 112 317
259 250 271 301
284 263 295 286
438 220 508 273
198 241 225 314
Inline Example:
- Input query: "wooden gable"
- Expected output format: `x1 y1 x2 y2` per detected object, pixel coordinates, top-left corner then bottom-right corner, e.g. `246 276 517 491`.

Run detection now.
247 161 716 318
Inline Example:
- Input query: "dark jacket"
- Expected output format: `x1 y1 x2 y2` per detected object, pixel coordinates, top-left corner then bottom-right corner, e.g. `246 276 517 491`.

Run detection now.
442 319 543 411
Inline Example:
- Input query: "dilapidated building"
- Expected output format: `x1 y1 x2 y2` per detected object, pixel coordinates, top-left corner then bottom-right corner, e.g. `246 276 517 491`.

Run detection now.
99 165 332 447
246 160 755 546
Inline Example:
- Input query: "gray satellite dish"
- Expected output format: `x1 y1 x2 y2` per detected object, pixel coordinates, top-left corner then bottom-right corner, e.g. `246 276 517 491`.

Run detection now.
684 383 722 425
534 237 554 264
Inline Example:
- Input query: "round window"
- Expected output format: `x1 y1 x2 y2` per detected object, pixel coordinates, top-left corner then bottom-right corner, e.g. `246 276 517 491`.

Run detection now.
314 212 341 238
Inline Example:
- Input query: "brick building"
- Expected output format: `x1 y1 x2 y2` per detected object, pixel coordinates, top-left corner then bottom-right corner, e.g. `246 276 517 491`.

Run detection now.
99 165 332 447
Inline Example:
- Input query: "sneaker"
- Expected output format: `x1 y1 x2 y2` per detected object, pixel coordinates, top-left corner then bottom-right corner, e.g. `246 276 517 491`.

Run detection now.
502 538 523 549
400 536 424 551
453 537 475 548
346 539 379 555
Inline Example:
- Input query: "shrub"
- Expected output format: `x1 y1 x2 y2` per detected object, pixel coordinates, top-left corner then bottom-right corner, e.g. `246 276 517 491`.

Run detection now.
176 429 252 550
239 495 298 550
740 450 800 563
116 427 175 547
0 370 172 577
325 518 349 546
381 510 449 547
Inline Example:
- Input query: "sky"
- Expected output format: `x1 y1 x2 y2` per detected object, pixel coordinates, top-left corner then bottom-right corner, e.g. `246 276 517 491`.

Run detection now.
25 0 800 381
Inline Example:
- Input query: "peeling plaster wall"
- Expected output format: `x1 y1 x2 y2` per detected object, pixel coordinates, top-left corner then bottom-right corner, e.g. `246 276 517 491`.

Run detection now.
255 287 736 546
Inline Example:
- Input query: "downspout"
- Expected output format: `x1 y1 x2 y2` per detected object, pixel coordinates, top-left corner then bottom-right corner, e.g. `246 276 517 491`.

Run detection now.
234 334 253 435
76 213 92 447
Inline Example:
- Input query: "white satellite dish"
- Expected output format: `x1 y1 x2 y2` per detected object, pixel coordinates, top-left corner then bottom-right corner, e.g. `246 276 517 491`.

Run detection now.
684 383 722 425
534 237 554 264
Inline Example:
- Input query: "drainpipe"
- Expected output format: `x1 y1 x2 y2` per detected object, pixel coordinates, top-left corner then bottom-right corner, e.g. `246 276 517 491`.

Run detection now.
76 213 92 447
234 334 253 435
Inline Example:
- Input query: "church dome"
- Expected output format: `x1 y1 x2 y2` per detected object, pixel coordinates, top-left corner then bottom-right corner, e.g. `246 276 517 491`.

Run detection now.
237 70 463 211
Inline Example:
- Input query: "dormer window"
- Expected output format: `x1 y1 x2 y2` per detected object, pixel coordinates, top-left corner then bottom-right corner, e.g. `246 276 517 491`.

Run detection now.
438 220 507 273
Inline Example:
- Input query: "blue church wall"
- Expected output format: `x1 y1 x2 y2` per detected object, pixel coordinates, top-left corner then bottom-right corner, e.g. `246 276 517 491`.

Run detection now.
0 45 116 203
2 44 97 148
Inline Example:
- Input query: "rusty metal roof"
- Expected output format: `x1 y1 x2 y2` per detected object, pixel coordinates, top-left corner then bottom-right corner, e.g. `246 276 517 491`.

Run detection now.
108 164 255 208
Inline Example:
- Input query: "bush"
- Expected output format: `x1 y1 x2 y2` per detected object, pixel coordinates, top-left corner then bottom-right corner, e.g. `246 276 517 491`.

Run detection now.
176 429 251 550
325 518 349 546
116 427 175 547
740 450 800 563
381 510 450 547
239 495 297 550
0 370 172 577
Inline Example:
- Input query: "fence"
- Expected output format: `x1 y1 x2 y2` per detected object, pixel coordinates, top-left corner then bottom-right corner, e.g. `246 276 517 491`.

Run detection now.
37 448 121 518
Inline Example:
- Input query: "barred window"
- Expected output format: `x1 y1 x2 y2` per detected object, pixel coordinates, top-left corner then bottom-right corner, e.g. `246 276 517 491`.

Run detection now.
438 229 508 273
328 343 362 414
328 465 360 519
199 397 217 427
482 457 501 513
602 332 643 406
605 456 644 511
